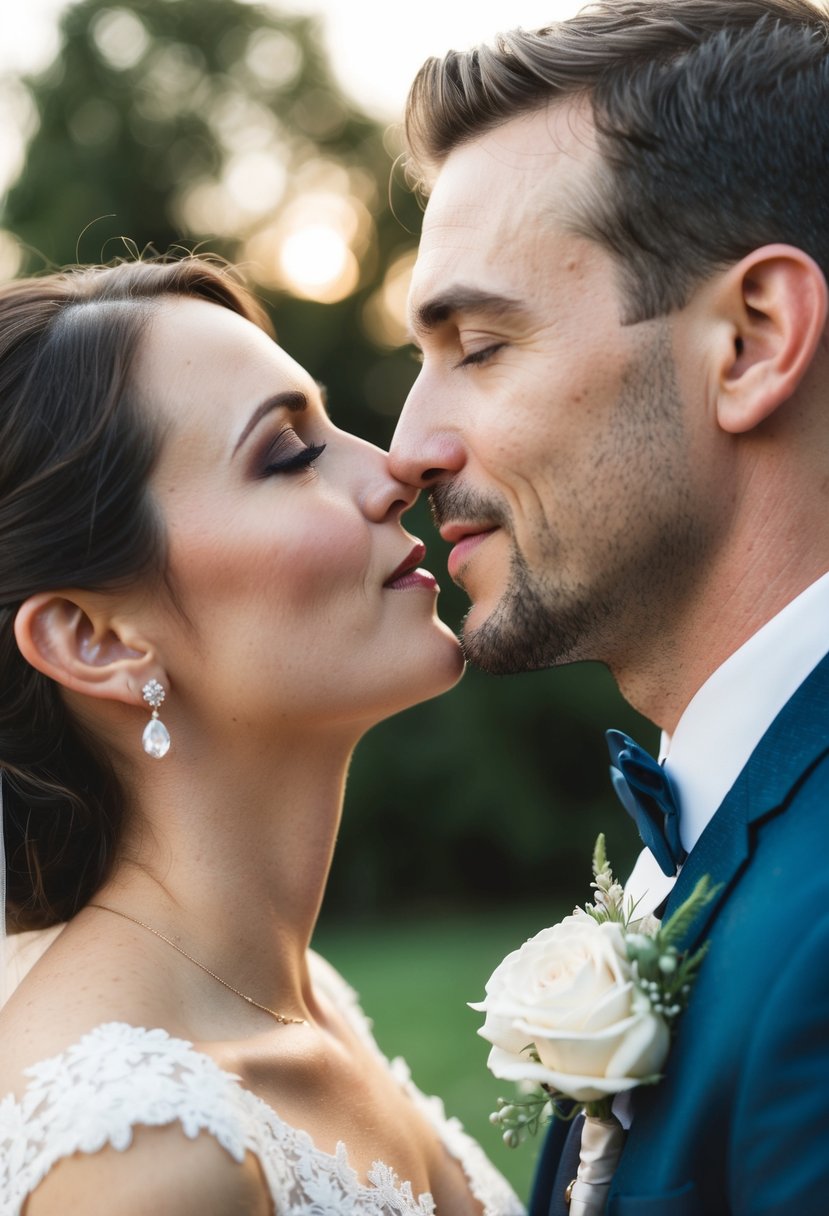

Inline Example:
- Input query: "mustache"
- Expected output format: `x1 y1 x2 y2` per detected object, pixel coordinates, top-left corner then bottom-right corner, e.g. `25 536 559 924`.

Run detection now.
429 482 510 530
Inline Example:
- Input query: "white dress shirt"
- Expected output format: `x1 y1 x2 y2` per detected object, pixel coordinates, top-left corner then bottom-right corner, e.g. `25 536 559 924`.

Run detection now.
625 570 829 914
613 571 829 1130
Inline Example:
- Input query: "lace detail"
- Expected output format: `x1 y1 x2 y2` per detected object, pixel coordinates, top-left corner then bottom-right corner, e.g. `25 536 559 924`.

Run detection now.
387 1056 524 1216
0 957 525 1216
308 955 524 1216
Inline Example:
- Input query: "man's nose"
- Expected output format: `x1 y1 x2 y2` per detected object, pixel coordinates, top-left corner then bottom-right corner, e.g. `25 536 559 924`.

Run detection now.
389 382 466 489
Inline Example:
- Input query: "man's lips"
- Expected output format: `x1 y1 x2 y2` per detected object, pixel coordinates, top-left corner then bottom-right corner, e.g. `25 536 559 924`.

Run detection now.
439 524 499 578
383 541 438 591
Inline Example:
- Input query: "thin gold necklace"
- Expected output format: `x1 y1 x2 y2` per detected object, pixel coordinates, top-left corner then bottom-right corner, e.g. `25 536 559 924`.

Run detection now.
89 903 307 1026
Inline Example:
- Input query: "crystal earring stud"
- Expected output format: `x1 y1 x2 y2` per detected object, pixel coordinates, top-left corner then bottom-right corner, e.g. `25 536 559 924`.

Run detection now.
142 678 171 759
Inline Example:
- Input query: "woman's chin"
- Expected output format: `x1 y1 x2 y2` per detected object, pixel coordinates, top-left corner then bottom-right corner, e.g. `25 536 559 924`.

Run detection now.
430 629 466 693
364 626 465 724
428 615 466 676
272 622 465 734
395 625 465 709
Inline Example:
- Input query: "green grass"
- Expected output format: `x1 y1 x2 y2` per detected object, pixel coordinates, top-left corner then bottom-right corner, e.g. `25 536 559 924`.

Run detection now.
313 903 568 1202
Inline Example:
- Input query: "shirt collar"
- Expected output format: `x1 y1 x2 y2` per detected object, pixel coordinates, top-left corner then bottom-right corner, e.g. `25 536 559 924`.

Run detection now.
625 572 829 915
661 570 829 854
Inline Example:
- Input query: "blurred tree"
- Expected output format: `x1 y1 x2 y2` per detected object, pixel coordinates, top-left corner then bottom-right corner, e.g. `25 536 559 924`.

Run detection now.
1 0 657 919
1 0 420 444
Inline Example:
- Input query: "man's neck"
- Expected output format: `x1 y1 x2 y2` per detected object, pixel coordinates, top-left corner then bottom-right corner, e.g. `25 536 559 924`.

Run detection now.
615 563 829 732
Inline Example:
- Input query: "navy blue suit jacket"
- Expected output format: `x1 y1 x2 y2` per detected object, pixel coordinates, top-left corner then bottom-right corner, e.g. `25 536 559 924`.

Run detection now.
531 652 829 1216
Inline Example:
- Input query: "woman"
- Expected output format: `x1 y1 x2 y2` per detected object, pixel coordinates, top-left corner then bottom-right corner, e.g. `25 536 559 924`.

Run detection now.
0 257 524 1215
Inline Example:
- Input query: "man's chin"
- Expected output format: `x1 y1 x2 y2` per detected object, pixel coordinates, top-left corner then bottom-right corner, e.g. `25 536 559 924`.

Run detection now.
457 595 497 636
459 586 588 675
460 611 541 675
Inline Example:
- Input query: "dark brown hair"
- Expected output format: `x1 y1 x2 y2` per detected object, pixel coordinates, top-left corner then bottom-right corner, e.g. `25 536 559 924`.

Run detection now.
405 0 829 321
0 257 269 930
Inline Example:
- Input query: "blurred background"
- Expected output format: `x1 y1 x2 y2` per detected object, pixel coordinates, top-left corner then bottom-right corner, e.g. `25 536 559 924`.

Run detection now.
1 0 658 1195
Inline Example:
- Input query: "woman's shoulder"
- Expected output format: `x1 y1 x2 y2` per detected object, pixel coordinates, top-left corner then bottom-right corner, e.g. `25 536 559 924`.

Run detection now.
0 951 371 1216
19 1120 271 1216
3 925 66 996
0 1021 268 1215
0 922 177 1088
0 1020 254 1140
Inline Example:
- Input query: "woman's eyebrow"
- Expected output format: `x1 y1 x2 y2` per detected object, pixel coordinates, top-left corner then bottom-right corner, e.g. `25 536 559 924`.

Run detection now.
233 390 308 456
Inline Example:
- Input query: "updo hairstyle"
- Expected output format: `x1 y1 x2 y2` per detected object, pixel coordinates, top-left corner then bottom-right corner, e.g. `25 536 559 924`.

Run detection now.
0 257 269 931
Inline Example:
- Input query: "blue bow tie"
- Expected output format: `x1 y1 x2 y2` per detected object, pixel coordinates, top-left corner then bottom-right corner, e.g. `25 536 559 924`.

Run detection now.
606 730 687 877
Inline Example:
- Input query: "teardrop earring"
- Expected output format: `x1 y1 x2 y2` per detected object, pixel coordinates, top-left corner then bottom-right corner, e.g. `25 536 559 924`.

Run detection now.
142 678 171 759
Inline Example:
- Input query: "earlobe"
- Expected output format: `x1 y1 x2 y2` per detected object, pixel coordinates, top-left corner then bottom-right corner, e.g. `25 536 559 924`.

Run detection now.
716 245 828 434
14 592 162 707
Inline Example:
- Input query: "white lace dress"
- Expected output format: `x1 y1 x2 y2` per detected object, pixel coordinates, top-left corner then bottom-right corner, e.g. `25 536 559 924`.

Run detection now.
0 953 525 1216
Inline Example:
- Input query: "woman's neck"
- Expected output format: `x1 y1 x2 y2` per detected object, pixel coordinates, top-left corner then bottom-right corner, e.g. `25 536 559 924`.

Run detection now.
97 727 356 1022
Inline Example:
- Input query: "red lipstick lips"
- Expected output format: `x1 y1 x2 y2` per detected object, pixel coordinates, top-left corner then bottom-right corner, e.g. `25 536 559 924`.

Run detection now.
384 542 438 591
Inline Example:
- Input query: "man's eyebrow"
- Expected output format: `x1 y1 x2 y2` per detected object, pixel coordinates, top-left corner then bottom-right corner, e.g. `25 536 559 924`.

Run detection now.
408 287 525 341
233 390 308 456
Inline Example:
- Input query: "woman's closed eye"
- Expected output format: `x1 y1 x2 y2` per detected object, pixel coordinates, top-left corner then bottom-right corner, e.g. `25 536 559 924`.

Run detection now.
261 428 327 476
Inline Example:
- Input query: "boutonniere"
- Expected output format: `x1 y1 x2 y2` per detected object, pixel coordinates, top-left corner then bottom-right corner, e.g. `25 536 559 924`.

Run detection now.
471 836 715 1216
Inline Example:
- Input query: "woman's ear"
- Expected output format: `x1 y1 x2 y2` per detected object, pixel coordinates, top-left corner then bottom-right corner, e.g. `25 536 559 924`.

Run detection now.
714 244 828 434
14 592 165 706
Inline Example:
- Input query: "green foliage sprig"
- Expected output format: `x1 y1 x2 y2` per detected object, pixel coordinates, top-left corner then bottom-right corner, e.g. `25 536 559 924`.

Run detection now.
585 833 718 1028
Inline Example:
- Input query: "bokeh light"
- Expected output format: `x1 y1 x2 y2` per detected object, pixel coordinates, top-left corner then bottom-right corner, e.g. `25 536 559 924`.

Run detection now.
0 79 39 199
363 247 417 348
245 186 370 301
280 223 357 298
91 8 151 71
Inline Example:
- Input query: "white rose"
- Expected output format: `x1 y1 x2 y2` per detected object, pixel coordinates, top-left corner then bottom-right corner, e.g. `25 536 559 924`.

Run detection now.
471 912 670 1103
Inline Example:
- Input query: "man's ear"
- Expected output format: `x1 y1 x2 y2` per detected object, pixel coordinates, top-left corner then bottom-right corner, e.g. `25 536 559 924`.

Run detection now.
712 245 827 435
14 592 165 706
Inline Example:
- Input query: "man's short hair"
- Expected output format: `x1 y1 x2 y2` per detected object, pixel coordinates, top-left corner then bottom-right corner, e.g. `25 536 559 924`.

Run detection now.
405 0 829 322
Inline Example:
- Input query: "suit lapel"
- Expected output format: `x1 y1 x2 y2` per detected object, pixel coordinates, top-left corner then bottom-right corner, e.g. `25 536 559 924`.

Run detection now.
663 650 829 953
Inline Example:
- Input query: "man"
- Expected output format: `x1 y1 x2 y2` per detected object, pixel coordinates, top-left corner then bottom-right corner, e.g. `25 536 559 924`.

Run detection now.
389 1 829 1212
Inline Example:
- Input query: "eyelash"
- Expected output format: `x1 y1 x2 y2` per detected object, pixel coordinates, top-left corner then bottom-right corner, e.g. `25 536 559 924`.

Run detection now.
263 437 327 476
458 343 505 368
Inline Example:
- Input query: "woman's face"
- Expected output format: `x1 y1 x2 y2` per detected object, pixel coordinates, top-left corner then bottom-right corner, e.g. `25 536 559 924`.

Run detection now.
135 297 463 740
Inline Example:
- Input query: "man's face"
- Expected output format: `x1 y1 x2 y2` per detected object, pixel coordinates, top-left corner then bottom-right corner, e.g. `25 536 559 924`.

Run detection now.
390 105 722 676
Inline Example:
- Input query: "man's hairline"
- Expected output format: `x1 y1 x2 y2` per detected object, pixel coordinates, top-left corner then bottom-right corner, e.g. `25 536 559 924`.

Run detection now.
406 97 648 331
